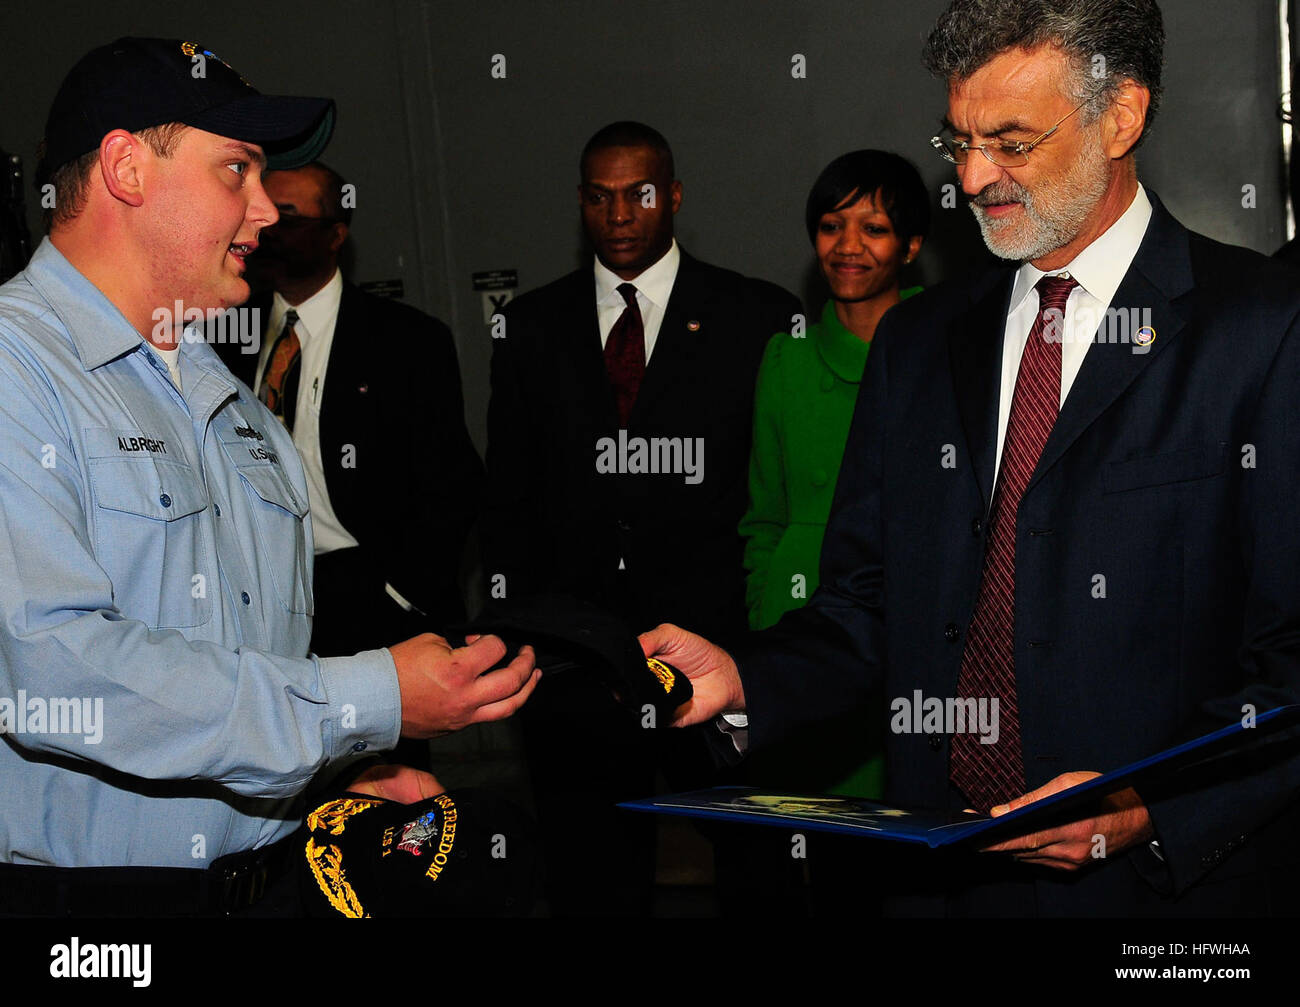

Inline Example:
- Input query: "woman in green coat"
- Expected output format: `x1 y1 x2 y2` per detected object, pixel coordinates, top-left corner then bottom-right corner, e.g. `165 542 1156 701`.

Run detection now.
740 150 930 798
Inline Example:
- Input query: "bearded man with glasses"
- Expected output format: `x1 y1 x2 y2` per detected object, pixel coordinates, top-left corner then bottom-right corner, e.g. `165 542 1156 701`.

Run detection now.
642 0 1300 917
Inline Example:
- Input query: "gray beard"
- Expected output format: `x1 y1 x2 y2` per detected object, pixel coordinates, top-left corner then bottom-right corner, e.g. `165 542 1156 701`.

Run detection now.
968 135 1112 262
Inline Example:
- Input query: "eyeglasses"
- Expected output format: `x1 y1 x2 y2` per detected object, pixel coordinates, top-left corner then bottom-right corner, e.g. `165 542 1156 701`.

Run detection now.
930 102 1085 167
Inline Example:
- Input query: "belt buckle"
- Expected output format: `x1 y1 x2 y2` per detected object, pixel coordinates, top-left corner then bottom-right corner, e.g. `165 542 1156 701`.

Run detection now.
217 857 270 915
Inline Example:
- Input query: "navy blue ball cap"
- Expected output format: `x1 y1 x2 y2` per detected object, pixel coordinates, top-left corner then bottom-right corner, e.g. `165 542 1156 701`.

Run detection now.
460 593 694 721
298 789 540 917
38 37 334 184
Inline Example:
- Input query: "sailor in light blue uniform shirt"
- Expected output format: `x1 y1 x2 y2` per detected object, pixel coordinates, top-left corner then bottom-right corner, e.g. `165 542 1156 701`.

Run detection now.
0 238 402 867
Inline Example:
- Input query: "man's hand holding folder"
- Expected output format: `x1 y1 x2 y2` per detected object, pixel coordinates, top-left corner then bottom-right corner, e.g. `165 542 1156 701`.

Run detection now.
980 772 1154 870
639 621 1155 872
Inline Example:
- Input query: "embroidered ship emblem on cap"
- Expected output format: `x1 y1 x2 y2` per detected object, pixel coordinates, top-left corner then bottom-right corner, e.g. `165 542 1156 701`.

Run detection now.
179 41 252 87
395 809 441 857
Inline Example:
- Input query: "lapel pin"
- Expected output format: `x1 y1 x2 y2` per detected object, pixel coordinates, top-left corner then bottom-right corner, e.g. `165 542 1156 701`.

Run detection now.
687 320 701 332
1134 326 1156 347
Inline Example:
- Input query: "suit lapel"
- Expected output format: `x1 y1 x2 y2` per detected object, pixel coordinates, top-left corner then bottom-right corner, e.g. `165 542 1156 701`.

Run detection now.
629 252 707 425
325 283 361 396
319 284 362 531
570 271 618 425
950 270 1014 510
1027 196 1194 493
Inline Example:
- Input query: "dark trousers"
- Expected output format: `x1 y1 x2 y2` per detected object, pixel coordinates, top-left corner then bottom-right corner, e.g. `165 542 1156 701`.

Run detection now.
0 836 304 918
519 670 716 916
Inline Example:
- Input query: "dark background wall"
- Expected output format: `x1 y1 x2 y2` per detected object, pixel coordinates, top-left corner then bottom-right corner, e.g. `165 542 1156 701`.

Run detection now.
2 0 1289 450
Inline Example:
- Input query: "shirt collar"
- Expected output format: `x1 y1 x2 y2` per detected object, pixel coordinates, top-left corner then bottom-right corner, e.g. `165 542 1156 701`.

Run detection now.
1008 183 1154 312
271 268 343 342
594 239 680 310
21 238 145 371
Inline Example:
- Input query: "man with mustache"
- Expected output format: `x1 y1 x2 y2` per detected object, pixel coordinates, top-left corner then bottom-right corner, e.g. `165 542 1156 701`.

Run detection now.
225 161 484 678
643 0 1300 916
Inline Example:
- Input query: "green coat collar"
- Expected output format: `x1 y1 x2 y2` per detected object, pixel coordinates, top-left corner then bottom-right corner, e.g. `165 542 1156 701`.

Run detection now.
813 299 869 384
813 289 922 384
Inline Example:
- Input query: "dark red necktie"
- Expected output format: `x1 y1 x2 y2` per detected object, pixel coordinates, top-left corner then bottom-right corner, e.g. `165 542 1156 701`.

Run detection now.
950 274 1078 812
604 282 645 427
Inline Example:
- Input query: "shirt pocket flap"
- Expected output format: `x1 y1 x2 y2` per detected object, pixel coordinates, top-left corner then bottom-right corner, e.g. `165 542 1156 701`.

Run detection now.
234 462 309 518
1102 443 1227 494
88 455 209 520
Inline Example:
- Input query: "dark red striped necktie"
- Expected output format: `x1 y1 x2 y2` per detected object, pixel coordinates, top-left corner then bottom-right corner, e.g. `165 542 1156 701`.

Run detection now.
604 282 645 427
950 274 1078 812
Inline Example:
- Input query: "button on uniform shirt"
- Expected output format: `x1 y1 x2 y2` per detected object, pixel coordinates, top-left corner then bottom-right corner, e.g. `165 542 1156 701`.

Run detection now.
0 239 401 867
993 185 1154 483
147 339 183 390
252 268 359 556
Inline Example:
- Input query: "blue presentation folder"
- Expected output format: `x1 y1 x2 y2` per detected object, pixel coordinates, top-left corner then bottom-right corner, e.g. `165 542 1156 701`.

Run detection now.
620 704 1300 847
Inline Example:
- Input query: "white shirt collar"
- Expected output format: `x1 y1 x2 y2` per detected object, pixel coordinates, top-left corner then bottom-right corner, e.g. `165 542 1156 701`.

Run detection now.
594 238 680 310
271 268 343 342
1008 184 1153 311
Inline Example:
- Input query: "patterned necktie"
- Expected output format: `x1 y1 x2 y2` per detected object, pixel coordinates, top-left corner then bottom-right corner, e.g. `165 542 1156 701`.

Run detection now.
262 309 301 432
604 283 645 427
950 274 1078 812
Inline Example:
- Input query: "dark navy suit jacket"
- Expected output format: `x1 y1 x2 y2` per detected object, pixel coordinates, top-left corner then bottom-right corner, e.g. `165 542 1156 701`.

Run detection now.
738 192 1300 916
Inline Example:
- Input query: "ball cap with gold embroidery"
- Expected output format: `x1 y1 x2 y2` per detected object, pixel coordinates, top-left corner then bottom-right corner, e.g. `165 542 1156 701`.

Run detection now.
38 37 335 184
463 593 694 721
298 789 539 917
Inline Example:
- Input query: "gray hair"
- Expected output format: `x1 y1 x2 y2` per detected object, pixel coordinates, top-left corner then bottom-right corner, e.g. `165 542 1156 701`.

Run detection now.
922 0 1165 145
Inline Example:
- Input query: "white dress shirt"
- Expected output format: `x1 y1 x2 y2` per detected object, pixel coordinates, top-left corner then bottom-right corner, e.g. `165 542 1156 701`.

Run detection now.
594 238 681 362
253 269 359 555
993 184 1154 484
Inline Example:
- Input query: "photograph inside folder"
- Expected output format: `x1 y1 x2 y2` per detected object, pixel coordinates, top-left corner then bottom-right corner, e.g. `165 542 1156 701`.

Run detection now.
621 703 1300 848
640 789 986 846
